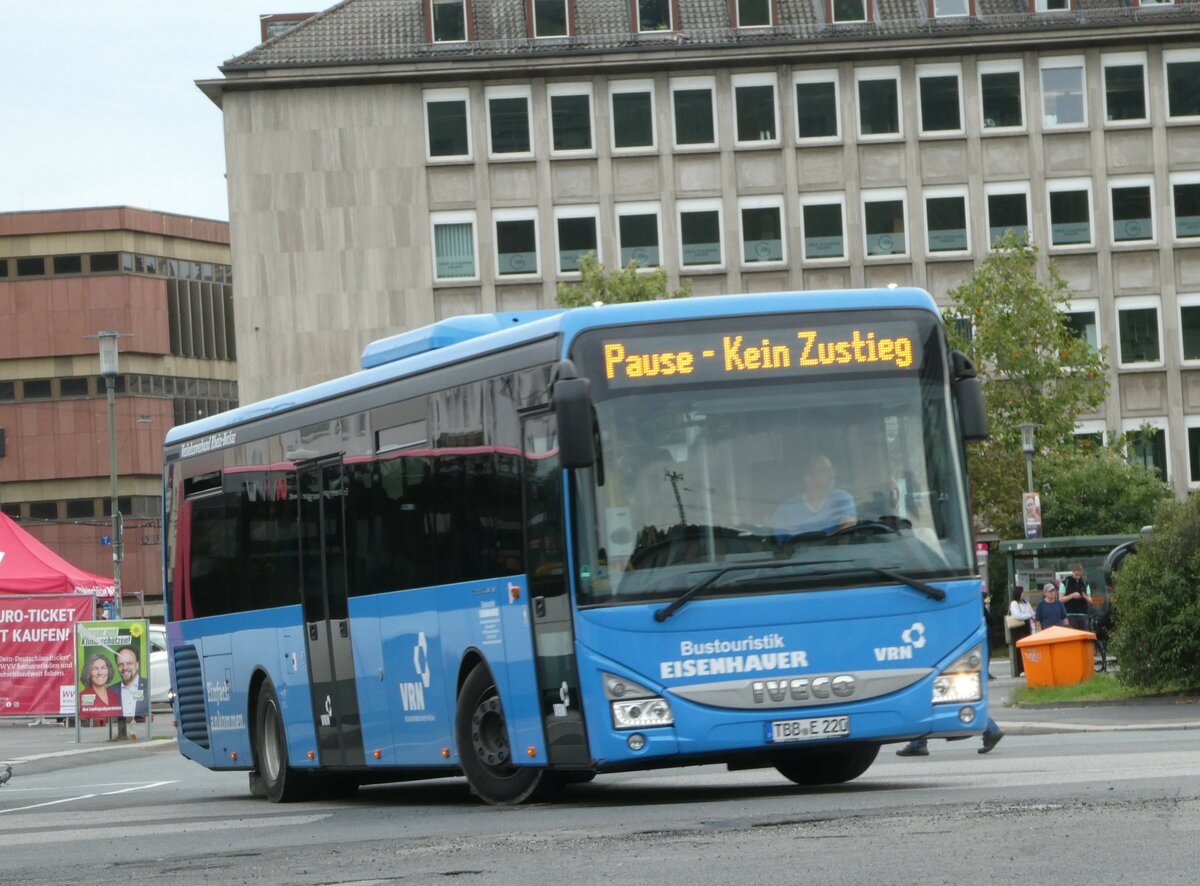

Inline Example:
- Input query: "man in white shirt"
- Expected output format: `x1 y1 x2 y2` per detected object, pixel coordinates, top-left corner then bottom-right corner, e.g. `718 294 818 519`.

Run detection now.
116 645 148 719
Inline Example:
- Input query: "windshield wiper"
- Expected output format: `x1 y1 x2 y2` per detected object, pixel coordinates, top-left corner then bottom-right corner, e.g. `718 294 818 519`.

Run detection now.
865 567 946 601
653 559 844 622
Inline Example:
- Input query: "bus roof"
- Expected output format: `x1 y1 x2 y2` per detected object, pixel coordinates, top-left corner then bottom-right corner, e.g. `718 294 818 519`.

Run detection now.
165 287 938 445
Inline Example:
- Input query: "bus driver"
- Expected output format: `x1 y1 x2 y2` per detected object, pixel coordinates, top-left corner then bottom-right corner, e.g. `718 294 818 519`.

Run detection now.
771 453 857 541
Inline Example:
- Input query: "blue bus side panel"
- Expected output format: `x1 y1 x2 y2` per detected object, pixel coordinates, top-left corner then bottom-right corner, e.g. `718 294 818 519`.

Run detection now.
171 607 318 771
348 575 542 769
572 580 986 767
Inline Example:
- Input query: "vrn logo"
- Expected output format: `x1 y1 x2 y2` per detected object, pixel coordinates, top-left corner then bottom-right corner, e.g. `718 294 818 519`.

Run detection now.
400 632 431 712
874 622 926 662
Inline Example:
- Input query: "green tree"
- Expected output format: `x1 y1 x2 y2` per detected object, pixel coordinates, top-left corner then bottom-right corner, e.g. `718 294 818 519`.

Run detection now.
1110 494 1200 692
943 234 1109 538
1036 446 1170 537
556 253 692 307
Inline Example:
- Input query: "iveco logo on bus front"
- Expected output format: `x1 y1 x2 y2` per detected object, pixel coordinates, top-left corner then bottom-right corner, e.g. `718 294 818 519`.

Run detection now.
750 674 856 704
399 632 430 712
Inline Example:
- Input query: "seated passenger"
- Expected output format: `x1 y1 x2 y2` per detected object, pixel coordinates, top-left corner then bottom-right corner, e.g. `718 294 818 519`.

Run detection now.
771 453 856 541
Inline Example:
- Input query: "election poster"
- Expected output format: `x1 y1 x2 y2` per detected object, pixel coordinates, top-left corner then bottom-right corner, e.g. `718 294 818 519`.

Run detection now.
0 595 95 717
75 619 149 721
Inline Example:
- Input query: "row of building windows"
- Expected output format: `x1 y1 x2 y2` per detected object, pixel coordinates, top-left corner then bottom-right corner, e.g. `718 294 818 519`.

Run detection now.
1072 421 1200 487
0 495 161 523
0 374 238 404
423 49 1200 161
429 175 1200 283
1055 296 1200 370
0 252 232 283
425 0 1181 44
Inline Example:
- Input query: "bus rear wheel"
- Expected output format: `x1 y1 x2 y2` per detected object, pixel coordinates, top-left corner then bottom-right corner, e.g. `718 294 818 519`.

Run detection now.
774 743 880 786
254 682 310 803
456 664 550 805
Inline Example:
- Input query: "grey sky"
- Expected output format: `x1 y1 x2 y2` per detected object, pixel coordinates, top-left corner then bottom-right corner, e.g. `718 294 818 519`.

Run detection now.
1 1 323 222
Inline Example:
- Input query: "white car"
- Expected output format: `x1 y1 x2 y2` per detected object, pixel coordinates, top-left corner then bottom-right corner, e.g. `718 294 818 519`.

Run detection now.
148 624 170 704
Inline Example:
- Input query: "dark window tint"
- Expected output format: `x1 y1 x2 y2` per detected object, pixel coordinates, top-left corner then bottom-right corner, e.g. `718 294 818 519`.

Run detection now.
186 471 300 619
613 91 654 148
674 89 714 145
1118 307 1160 363
1113 186 1153 242
60 377 90 397
802 203 844 259
1105 64 1146 121
619 213 660 267
796 80 838 138
735 84 776 142
0 259 7 277
859 79 899 135
497 219 538 275
29 501 58 520
1189 427 1200 483
16 257 44 277
534 0 568 36
427 99 469 156
431 0 467 41
926 196 968 252
558 216 597 272
489 97 530 153
1167 60 1200 117
988 192 1028 245
66 499 96 519
23 379 52 399
919 76 961 132
551 94 592 151
1175 182 1200 238
0 381 14 400
981 71 1022 129
1050 190 1091 246
680 210 721 266
638 0 671 30
1181 304 1200 360
52 255 83 275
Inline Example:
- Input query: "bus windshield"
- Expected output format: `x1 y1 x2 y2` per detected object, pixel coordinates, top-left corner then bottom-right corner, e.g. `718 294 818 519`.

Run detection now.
569 310 973 607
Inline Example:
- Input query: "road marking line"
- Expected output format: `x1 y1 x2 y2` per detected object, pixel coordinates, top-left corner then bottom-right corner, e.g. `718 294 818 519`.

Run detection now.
101 780 176 795
0 794 98 814
0 813 332 846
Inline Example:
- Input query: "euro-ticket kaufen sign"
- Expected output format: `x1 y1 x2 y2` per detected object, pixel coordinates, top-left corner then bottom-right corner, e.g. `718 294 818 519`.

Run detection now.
0 595 95 716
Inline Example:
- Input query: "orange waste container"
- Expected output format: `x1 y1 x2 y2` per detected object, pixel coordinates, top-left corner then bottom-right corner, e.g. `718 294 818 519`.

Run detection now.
1015 625 1096 688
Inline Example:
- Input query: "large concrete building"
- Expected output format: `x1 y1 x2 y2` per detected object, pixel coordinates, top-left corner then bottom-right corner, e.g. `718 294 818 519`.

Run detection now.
201 0 1200 495
0 208 237 616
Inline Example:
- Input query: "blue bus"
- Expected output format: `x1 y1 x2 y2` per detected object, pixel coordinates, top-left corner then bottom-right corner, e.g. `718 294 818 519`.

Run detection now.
161 288 989 804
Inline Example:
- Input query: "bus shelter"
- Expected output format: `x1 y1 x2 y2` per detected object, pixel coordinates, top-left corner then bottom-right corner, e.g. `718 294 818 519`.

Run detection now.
996 534 1137 676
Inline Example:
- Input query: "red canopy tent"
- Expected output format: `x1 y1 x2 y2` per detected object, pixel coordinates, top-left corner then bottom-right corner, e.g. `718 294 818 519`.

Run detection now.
0 513 115 597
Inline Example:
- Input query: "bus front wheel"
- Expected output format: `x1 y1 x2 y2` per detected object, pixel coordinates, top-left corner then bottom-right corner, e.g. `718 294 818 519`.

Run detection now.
774 742 880 787
456 664 550 805
254 682 310 803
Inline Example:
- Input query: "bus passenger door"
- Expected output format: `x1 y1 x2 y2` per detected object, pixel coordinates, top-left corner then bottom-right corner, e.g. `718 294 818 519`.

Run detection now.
299 459 365 768
523 413 590 767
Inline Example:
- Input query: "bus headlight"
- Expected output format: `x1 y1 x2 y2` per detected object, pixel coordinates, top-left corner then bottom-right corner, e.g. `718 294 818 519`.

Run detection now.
932 645 983 704
612 698 674 729
602 671 674 730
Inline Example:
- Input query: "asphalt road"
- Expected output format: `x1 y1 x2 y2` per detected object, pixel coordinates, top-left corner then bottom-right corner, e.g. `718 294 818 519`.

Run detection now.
2 726 1198 886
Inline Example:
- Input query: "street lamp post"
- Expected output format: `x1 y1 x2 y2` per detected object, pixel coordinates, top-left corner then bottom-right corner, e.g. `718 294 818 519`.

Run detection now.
88 331 129 619
1018 422 1036 494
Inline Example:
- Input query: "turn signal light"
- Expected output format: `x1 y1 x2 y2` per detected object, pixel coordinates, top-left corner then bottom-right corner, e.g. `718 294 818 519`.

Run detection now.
307 751 315 761
230 752 237 761
442 748 450 758
527 746 537 758
373 749 381 760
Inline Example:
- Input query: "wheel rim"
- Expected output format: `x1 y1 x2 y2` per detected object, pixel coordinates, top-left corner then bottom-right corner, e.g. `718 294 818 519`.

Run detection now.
263 699 282 782
470 694 513 771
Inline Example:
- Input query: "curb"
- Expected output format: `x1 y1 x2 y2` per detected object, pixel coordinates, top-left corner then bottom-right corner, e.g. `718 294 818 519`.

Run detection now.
1001 720 1200 734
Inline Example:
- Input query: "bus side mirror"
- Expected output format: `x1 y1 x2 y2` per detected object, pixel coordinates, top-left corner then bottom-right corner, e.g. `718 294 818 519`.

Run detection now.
951 350 989 442
553 361 596 469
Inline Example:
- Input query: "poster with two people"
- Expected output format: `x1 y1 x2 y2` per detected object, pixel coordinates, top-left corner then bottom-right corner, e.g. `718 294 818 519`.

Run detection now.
75 620 149 721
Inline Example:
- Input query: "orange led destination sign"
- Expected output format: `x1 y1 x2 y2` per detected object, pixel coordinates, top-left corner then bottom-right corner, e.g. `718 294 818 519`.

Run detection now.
599 321 921 388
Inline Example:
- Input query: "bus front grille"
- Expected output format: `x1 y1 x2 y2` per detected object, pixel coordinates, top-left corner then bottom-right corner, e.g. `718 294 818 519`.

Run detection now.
173 644 210 749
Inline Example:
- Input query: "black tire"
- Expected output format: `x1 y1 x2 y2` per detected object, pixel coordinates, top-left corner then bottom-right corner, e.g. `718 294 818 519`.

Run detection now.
254 682 310 803
774 743 880 786
456 663 549 804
